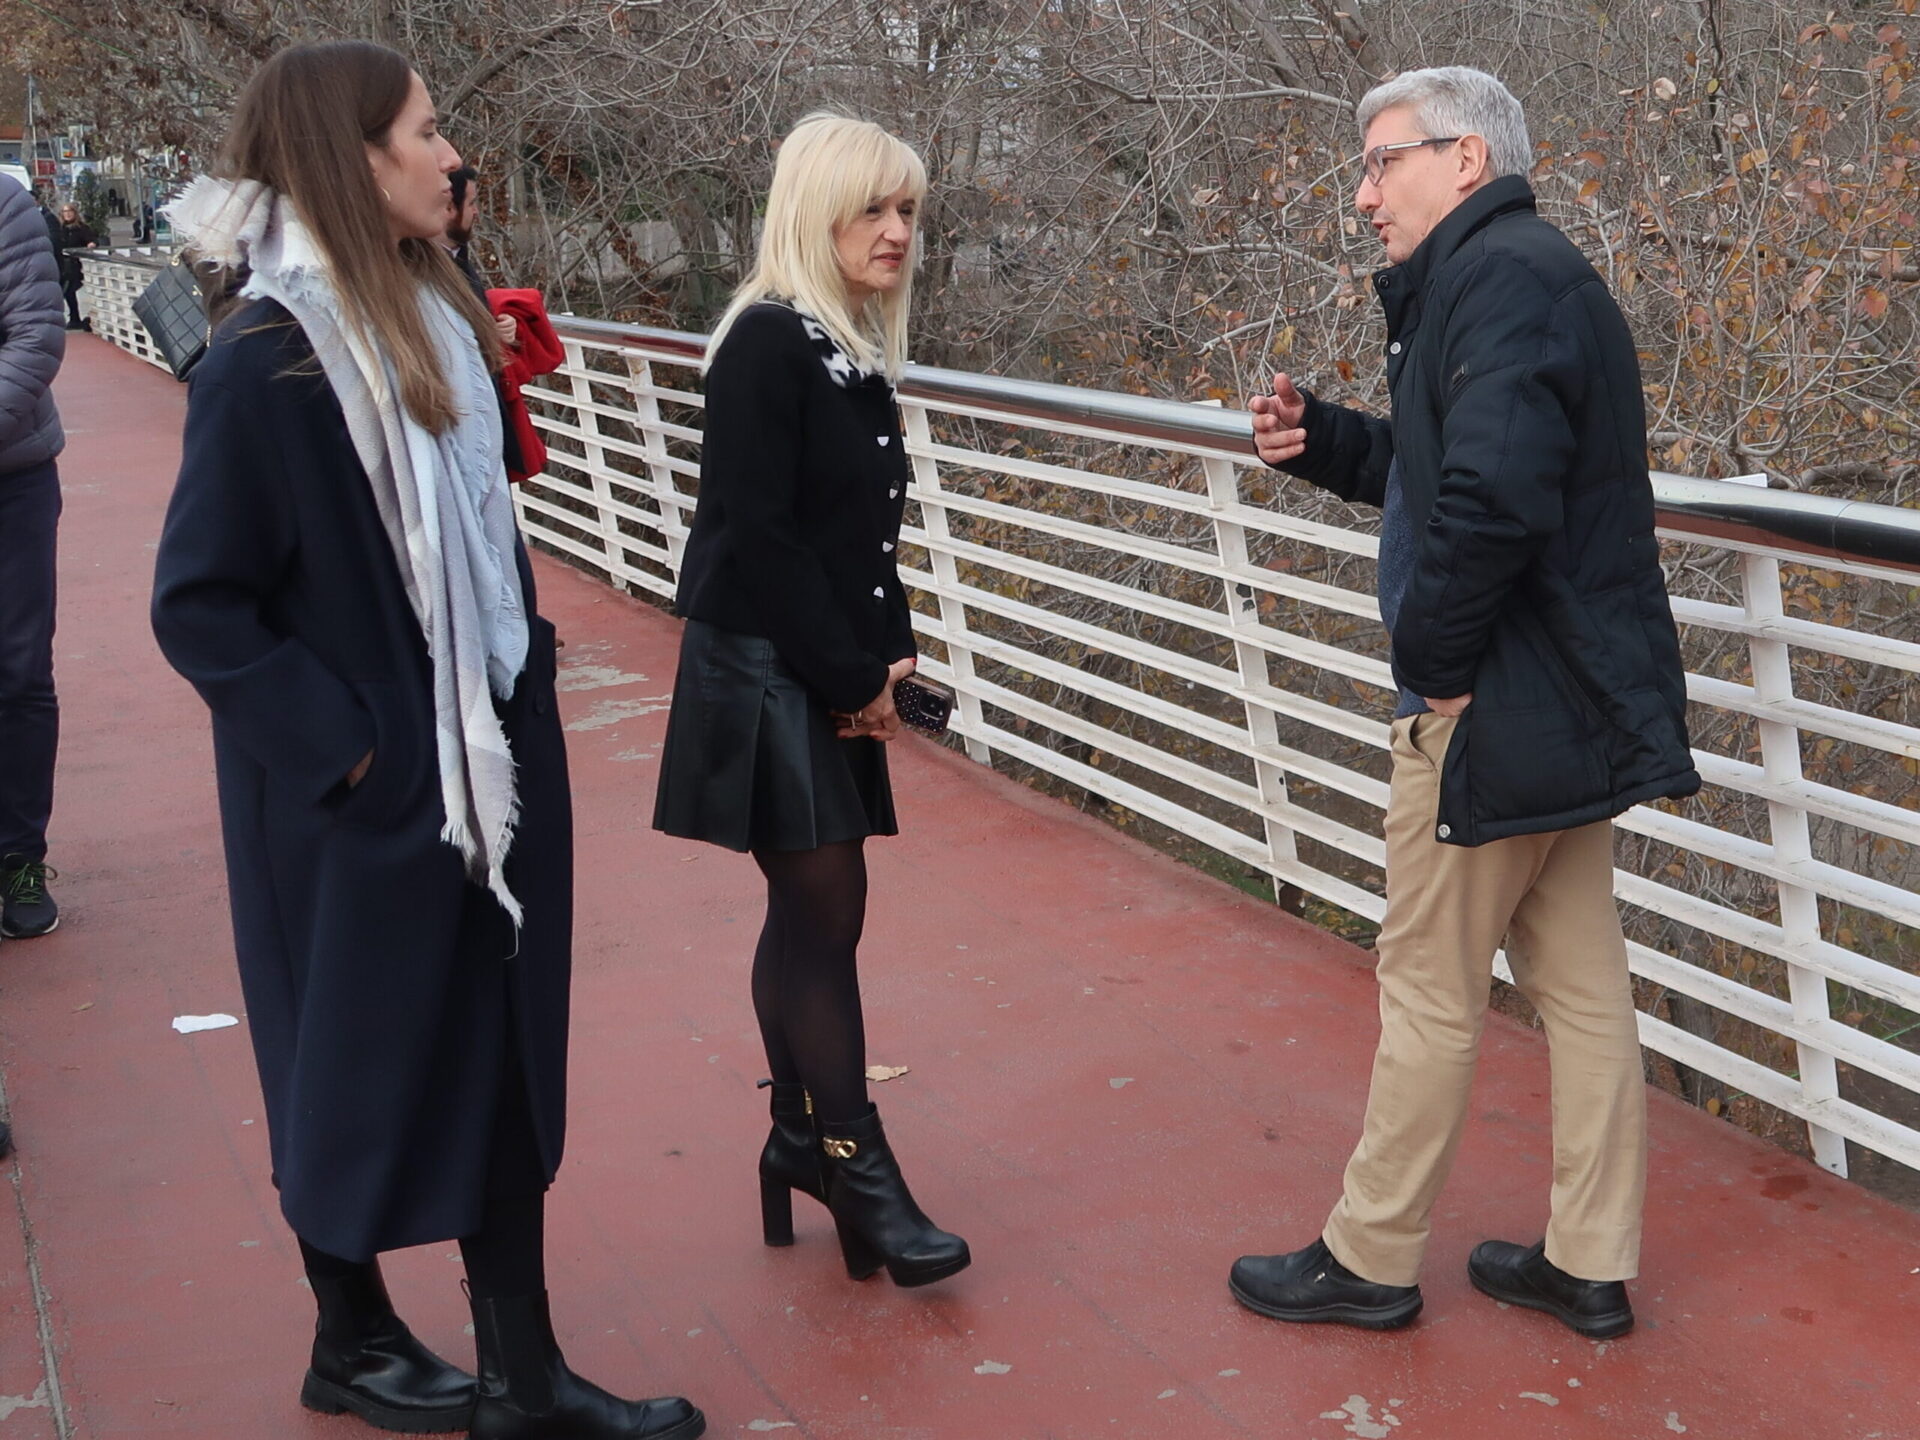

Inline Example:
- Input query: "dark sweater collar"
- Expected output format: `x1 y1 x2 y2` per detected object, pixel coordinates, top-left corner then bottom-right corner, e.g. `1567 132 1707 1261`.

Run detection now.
1370 174 1538 324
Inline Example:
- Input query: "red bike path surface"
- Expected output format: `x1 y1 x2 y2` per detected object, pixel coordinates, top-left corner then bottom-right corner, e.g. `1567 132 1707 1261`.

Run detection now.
1 336 1915 1439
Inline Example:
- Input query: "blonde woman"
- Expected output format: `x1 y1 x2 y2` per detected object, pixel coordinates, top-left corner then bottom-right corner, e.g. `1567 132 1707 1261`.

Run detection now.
654 114 969 1288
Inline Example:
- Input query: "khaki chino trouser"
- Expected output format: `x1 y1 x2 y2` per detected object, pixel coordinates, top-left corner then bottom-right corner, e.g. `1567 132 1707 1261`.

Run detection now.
1320 712 1648 1288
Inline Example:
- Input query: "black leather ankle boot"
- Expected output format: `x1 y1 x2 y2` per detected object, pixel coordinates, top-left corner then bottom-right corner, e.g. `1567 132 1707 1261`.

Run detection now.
819 1105 970 1288
758 1079 825 1246
467 1290 705 1440
299 1262 477 1433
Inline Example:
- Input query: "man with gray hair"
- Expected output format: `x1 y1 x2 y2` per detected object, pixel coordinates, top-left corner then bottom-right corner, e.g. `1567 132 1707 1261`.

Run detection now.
1229 67 1698 1336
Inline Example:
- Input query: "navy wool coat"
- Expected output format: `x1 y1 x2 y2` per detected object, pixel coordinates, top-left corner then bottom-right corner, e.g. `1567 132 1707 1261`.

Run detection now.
152 299 572 1261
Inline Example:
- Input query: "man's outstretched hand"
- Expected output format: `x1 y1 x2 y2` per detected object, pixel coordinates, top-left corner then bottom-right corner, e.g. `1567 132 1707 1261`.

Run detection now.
1250 373 1309 467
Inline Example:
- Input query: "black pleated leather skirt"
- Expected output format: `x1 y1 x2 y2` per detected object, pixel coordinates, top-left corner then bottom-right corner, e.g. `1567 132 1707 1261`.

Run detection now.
652 619 897 853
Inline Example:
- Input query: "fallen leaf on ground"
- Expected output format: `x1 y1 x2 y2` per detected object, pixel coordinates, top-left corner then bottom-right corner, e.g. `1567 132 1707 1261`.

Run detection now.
865 1064 910 1082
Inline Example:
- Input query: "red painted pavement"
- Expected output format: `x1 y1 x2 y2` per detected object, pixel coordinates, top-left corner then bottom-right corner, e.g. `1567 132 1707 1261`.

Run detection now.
2 335 1916 1440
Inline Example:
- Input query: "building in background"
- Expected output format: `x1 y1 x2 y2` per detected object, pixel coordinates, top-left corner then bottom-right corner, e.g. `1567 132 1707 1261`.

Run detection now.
0 65 187 237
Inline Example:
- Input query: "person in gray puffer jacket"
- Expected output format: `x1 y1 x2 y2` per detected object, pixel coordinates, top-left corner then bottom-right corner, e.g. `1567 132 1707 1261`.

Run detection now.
0 174 68 953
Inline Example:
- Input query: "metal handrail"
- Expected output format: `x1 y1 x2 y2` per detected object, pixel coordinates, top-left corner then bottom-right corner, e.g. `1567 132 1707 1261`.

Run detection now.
78 263 1920 579
551 314 1920 579
79 246 174 272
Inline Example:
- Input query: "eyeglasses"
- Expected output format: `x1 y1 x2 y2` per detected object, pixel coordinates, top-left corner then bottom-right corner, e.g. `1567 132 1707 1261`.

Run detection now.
1361 137 1461 185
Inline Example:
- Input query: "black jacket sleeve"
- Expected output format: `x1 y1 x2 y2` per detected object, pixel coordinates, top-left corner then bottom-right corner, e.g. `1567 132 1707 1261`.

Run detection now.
151 377 376 803
1390 258 1579 699
880 404 917 664
879 561 916 666
701 314 891 712
1274 387 1394 510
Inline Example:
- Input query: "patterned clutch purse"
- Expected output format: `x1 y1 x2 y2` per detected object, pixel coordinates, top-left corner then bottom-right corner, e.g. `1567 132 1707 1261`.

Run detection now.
894 676 955 736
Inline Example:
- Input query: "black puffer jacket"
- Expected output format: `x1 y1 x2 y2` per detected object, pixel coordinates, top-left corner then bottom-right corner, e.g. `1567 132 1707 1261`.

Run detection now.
0 177 65 475
1279 176 1700 845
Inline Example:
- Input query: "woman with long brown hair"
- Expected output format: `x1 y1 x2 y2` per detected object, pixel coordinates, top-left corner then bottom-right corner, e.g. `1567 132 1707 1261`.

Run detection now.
152 41 702 1440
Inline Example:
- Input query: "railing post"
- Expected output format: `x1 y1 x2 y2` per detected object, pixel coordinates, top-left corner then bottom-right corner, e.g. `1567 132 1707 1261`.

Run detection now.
625 354 688 591
563 343 628 593
1203 450 1302 906
901 402 991 765
1733 475 1847 1175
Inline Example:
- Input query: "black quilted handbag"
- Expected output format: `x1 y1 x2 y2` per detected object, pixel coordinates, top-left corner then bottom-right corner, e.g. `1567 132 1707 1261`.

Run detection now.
132 256 211 380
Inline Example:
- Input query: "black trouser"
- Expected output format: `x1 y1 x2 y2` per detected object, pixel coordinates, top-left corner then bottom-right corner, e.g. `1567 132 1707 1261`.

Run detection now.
61 281 83 328
0 461 60 867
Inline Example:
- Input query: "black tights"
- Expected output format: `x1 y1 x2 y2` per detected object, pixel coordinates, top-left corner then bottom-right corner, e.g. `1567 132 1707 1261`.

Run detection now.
750 839 870 1123
298 1236 367 1282
458 1188 547 1299
298 1189 547 1301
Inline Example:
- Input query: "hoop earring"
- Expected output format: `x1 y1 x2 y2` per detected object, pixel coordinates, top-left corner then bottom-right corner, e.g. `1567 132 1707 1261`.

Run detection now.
380 186 392 203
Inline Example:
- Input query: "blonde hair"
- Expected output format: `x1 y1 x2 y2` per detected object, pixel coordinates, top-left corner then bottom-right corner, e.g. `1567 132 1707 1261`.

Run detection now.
708 112 928 381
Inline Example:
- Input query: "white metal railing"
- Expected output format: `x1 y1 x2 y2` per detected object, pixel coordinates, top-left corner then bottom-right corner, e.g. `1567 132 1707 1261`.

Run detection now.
80 249 1920 1183
72 248 178 370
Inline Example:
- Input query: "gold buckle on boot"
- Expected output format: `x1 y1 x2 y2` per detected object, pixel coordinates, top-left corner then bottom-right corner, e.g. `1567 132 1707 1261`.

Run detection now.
822 1137 858 1159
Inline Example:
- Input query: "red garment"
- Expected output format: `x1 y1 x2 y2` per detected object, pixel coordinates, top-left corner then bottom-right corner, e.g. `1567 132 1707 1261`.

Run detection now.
486 289 564 484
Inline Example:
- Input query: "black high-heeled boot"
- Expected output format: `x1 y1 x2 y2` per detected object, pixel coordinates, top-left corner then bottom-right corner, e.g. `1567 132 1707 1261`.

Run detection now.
298 1262 477 1433
819 1105 971 1288
757 1079 825 1246
467 1290 705 1440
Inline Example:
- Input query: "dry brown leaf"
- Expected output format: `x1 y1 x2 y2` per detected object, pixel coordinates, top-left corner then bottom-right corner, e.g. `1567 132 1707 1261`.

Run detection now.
865 1064 910 1082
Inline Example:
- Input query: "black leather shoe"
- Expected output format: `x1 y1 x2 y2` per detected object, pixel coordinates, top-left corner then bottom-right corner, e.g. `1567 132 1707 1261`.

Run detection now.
468 1290 704 1440
1229 1239 1423 1330
1467 1239 1634 1338
757 1080 825 1246
299 1264 476 1432
819 1106 970 1287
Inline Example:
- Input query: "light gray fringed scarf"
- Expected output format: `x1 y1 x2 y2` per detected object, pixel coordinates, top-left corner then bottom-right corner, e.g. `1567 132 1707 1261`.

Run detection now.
168 177 531 922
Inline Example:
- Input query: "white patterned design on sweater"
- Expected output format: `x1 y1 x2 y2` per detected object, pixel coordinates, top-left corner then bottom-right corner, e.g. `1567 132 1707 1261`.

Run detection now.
796 310 877 389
